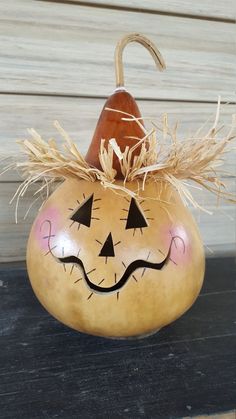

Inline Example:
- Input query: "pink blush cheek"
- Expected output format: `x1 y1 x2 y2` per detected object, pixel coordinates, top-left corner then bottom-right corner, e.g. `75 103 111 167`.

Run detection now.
33 207 61 252
160 225 192 266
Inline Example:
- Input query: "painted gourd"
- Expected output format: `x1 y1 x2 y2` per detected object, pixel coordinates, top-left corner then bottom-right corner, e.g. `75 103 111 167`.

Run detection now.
26 34 205 338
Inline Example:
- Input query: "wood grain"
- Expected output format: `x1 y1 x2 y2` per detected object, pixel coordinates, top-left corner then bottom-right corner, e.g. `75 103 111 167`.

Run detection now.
0 180 235 262
0 257 235 417
0 94 235 181
64 0 236 21
186 412 236 419
0 2 235 101
0 1 235 261
1 96 235 261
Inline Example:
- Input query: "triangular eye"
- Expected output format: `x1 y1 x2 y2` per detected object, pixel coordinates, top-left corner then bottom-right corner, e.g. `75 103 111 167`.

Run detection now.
70 194 94 227
126 198 148 229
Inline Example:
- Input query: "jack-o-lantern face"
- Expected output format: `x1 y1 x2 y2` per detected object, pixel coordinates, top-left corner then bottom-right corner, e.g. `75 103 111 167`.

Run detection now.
17 32 235 339
27 179 205 338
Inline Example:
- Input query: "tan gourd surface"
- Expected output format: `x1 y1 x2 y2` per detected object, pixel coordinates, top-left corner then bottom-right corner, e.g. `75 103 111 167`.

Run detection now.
26 34 206 338
27 179 205 338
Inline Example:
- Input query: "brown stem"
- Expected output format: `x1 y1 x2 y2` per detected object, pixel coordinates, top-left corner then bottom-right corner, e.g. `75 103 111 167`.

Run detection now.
115 33 166 88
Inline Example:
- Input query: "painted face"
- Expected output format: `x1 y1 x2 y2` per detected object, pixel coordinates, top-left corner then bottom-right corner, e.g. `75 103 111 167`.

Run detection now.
27 179 205 338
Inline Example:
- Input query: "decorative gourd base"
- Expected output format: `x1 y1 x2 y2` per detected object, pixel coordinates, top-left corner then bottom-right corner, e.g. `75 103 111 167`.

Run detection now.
10 33 234 339
27 179 205 339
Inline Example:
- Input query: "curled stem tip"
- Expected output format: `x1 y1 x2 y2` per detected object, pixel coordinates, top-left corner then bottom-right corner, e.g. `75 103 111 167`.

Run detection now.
115 33 166 88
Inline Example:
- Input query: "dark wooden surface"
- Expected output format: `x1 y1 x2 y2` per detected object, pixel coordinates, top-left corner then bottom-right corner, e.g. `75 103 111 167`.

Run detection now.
0 257 236 419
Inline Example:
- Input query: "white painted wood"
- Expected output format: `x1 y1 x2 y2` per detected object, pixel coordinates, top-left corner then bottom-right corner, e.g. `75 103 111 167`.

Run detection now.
0 95 235 181
0 180 235 262
0 1 235 261
0 1 235 101
70 0 236 20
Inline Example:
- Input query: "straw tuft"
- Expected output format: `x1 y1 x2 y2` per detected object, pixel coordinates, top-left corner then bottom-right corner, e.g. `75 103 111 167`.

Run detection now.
2 99 236 220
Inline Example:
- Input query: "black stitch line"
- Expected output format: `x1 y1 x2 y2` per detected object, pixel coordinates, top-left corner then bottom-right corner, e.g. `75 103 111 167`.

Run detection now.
58 248 171 293
62 247 66 272
70 249 81 275
43 234 55 240
74 278 82 284
115 273 119 300
47 231 176 294
141 251 151 277
158 248 177 265
70 265 75 275
58 247 170 293
132 274 138 282
44 245 57 256
98 278 105 285
86 268 96 275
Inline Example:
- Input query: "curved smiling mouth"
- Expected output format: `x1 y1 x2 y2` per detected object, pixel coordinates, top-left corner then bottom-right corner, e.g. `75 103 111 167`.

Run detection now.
41 220 184 296
57 244 172 294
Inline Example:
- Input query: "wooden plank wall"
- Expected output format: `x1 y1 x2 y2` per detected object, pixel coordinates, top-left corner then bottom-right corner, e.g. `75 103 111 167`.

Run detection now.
0 0 235 262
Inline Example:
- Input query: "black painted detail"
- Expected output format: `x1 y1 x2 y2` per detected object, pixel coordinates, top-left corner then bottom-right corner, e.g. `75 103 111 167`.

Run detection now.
70 194 94 227
2 258 236 418
58 245 170 294
126 198 148 230
99 233 115 258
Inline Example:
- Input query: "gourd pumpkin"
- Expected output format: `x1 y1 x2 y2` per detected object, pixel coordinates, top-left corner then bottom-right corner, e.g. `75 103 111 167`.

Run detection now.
16 34 234 338
27 177 204 338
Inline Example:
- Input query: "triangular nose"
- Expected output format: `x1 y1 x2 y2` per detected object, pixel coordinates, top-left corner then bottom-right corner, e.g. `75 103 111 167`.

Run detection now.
99 233 115 257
